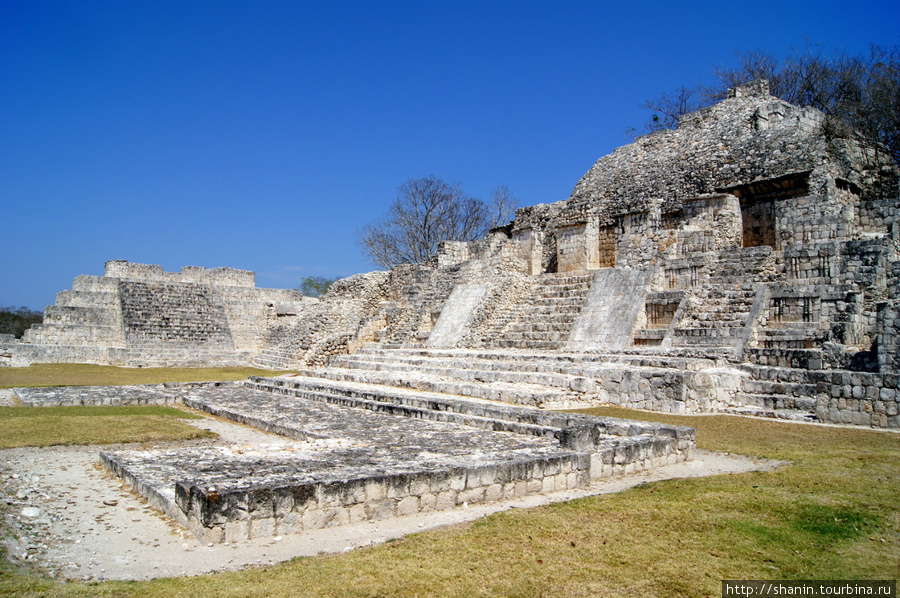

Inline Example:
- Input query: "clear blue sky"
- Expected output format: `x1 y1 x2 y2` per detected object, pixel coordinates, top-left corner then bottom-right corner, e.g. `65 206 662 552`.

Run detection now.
2 0 898 310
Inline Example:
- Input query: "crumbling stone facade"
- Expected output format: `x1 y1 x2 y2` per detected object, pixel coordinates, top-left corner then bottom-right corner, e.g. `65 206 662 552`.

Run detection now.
6 81 899 427
4 260 305 367
252 81 899 427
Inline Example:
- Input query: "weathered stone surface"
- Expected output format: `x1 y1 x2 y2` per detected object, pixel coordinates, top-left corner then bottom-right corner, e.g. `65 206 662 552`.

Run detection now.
4 81 899 428
39 381 692 543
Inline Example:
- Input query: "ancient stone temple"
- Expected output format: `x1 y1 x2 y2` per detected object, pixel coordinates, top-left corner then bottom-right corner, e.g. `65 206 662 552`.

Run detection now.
4 260 305 367
6 80 898 546
6 81 900 427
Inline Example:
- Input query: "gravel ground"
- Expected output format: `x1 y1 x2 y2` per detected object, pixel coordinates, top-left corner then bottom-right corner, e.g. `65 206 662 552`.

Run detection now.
0 409 781 582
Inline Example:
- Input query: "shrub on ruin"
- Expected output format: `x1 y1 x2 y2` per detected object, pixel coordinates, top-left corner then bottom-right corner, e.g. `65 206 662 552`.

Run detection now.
642 44 900 163
298 276 337 298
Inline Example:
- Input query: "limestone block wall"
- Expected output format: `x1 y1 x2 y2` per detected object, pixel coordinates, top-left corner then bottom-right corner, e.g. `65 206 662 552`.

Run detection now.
556 221 599 274
169 452 589 543
877 302 900 374
15 261 305 367
816 371 900 427
105 260 256 288
119 281 234 348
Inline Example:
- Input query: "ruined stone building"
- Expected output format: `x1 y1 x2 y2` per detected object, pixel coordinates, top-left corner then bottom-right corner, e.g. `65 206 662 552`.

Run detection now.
6 81 900 427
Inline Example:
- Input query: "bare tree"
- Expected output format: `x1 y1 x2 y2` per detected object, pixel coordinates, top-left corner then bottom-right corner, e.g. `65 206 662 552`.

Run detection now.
640 44 900 162
640 85 708 131
359 176 519 269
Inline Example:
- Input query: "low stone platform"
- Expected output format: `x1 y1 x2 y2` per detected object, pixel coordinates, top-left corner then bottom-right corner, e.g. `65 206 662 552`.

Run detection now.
13 384 185 406
12 380 695 544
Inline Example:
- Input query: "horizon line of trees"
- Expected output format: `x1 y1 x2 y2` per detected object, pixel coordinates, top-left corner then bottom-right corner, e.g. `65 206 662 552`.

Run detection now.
0 306 43 338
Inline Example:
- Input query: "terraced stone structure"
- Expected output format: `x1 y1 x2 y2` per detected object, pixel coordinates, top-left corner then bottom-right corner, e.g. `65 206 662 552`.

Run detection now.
5 260 305 367
7 80 898 544
13 382 694 542
253 81 900 428
6 80 900 432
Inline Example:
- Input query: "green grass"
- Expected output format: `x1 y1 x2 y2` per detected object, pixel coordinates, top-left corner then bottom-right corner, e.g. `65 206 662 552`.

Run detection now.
1 399 898 596
0 404 212 448
0 363 295 389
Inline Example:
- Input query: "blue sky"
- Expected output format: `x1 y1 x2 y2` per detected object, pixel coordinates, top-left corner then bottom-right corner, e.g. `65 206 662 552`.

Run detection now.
2 0 898 309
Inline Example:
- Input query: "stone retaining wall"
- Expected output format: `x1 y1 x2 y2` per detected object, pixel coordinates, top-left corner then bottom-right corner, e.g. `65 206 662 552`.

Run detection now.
816 371 900 428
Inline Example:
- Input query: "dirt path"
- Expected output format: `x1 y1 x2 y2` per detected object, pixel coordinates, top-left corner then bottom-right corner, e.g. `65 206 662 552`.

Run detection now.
1 412 781 582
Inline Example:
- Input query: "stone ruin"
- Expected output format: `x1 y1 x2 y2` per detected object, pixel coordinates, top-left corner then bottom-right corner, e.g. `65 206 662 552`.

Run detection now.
4 80 900 544
3 260 306 367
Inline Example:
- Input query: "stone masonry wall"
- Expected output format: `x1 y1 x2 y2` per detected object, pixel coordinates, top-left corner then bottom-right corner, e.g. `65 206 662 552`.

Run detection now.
105 260 256 288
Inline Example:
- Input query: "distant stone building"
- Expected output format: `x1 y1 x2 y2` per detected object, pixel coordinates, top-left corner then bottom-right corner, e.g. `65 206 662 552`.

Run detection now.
3 260 305 367
6 81 899 426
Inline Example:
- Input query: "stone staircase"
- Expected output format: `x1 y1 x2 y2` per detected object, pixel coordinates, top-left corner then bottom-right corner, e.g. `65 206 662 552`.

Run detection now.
250 349 306 370
708 246 778 285
483 274 594 351
756 323 831 349
671 285 758 349
24 276 124 347
380 271 461 349
729 364 821 421
288 346 727 412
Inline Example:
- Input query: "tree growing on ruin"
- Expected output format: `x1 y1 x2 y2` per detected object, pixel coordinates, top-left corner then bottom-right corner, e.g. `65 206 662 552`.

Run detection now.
298 276 336 298
641 44 900 163
358 176 518 269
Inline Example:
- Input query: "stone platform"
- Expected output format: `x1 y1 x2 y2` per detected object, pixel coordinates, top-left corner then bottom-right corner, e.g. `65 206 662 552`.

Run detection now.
13 380 694 543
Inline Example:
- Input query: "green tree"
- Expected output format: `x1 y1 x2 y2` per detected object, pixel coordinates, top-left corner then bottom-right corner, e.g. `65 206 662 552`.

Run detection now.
642 44 900 162
298 276 337 298
0 306 43 338
358 175 518 269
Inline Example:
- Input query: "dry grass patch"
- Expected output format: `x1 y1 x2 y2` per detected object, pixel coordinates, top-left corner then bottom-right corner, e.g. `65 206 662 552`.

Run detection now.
0 363 295 389
2 407 896 597
0 405 213 448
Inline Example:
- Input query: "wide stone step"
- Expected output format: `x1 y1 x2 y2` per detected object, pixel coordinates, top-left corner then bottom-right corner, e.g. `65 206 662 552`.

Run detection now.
241 377 567 439
504 313 580 325
739 363 826 384
528 298 586 308
743 348 825 370
71 275 119 293
43 305 119 326
721 405 817 422
733 392 818 412
54 290 119 308
289 366 575 408
740 378 818 397
251 351 305 370
331 355 598 393
498 331 569 342
351 346 719 373
23 324 121 344
504 323 577 335
673 327 744 338
680 318 747 328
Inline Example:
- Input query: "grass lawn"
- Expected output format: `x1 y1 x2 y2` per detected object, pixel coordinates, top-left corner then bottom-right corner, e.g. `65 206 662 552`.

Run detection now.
0 363 295 389
0 372 898 597
0 405 214 448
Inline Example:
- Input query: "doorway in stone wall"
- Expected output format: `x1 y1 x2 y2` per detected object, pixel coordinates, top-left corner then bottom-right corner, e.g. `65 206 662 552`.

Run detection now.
721 171 811 250
597 224 616 267
740 198 777 248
